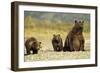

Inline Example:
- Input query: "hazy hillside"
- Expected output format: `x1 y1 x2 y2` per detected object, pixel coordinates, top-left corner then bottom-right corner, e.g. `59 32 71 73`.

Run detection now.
24 11 90 25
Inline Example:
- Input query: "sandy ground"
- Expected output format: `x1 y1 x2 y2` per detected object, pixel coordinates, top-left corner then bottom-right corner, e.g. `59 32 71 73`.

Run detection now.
24 40 90 62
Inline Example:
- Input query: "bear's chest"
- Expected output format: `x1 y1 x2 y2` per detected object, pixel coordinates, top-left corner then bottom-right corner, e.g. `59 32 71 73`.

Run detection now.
73 31 83 40
72 34 82 51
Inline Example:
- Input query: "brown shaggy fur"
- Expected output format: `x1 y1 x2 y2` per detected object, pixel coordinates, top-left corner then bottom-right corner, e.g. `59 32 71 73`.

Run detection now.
63 20 85 52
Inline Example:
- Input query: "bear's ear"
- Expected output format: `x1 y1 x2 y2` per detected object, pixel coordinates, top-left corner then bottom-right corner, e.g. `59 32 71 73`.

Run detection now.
58 34 60 37
53 34 56 37
75 20 77 23
82 21 84 23
79 21 81 23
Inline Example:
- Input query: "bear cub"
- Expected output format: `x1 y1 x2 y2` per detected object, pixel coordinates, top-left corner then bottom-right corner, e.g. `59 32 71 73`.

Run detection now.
52 34 63 52
25 37 41 55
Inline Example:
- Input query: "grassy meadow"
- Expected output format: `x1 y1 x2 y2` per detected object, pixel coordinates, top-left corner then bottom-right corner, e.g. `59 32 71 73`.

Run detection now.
24 11 90 62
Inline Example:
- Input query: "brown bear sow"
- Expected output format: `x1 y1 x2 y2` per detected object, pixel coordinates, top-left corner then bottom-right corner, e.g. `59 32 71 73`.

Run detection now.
63 20 85 52
52 34 63 52
25 37 41 55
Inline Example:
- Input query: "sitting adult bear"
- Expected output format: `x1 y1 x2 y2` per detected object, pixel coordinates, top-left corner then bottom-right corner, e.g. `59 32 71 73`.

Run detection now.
63 20 85 52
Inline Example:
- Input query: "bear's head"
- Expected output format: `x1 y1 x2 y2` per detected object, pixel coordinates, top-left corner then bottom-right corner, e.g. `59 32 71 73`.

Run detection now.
31 41 42 50
75 20 84 29
53 34 61 43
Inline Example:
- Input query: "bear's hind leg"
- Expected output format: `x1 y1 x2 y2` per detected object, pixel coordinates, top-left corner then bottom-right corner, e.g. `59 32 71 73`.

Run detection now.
32 49 38 54
26 49 30 55
80 40 85 51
